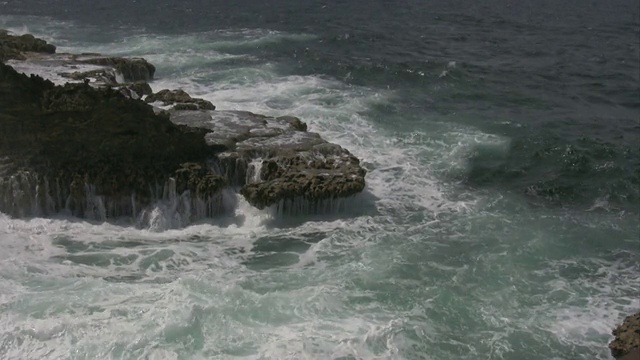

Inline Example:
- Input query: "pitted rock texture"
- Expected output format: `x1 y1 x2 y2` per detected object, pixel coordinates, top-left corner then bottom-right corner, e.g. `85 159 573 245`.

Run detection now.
1 30 367 219
146 89 216 111
610 311 640 359
77 56 156 82
0 30 56 62
0 62 222 219
168 109 367 208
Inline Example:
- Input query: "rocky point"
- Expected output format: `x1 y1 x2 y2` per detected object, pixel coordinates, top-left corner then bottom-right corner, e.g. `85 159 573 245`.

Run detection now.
0 29 367 223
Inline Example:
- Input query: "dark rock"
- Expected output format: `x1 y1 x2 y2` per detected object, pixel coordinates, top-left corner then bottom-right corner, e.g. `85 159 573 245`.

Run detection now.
1 32 367 219
168 109 366 209
0 62 222 219
61 69 118 86
147 89 192 103
277 115 307 132
115 81 153 100
610 311 640 359
193 98 216 110
78 56 156 82
173 103 200 111
42 82 101 112
174 162 226 198
127 81 153 96
146 89 216 111
7 50 153 90
0 30 56 62
240 152 366 209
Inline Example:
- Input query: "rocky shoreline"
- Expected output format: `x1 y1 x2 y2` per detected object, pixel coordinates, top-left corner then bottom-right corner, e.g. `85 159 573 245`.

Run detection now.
0 30 367 223
610 311 640 360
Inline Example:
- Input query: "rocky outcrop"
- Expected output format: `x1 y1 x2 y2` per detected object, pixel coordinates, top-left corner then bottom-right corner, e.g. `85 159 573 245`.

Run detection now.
77 56 156 82
168 110 366 210
610 311 640 359
2 30 156 97
0 62 224 220
0 30 367 221
0 30 56 61
146 89 216 110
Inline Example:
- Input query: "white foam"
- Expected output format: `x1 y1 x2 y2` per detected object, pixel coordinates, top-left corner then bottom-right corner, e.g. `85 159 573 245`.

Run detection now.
194 73 477 215
6 58 108 86
3 14 483 218
4 15 636 360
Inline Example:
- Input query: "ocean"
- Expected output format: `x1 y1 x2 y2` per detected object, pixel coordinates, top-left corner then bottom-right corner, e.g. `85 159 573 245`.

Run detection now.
1 0 639 358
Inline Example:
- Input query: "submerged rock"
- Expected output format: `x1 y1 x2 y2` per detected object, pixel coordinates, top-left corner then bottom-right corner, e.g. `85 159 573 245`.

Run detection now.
610 311 640 359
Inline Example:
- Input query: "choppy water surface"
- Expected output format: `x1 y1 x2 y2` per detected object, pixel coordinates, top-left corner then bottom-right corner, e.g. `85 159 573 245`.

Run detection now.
0 1 639 358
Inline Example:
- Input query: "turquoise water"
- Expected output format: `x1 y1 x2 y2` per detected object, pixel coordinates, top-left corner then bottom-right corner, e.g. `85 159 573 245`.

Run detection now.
1 7 639 360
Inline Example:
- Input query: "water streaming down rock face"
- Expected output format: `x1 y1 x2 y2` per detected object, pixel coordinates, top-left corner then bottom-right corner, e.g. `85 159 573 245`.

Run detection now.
0 31 368 223
170 109 367 210
0 170 231 223
0 11 639 359
246 158 264 184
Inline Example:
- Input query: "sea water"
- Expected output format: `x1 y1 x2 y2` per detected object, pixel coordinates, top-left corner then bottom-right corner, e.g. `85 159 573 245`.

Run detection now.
0 1 638 358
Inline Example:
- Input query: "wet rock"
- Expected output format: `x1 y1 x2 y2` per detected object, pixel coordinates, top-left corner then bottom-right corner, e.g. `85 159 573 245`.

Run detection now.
0 62 221 219
174 162 227 198
0 29 56 62
1 31 367 219
116 81 154 99
127 81 153 96
168 109 367 209
147 89 192 103
173 103 200 111
146 89 216 110
60 69 152 99
78 56 156 82
277 115 307 132
7 51 154 90
61 68 118 85
42 82 104 112
610 311 640 359
240 152 366 209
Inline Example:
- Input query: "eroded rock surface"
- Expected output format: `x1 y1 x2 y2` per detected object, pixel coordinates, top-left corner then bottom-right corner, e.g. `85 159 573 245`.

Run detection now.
168 110 366 209
2 30 157 100
77 56 155 82
146 89 216 111
610 311 640 359
1 30 367 220
0 62 224 220
0 30 56 61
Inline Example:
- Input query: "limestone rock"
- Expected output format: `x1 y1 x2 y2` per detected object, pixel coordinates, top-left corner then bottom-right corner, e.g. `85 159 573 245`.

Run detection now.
610 311 640 359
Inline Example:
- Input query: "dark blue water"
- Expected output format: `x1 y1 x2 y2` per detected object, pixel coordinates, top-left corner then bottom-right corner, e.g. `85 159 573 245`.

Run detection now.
0 1 638 359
